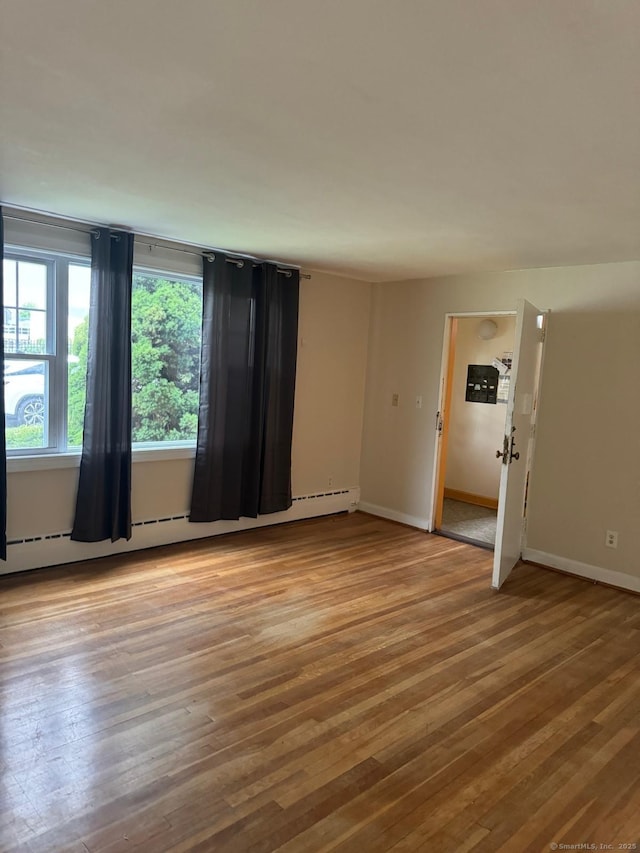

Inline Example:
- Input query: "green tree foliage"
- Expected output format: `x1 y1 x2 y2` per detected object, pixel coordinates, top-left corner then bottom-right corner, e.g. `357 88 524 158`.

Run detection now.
67 314 89 446
5 424 43 449
131 274 201 442
66 274 202 447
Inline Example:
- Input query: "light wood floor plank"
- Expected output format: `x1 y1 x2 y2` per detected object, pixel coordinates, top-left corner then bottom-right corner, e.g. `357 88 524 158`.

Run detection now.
1 512 639 852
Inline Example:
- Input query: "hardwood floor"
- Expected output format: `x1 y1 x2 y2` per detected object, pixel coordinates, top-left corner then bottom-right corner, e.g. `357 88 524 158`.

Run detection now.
1 512 640 852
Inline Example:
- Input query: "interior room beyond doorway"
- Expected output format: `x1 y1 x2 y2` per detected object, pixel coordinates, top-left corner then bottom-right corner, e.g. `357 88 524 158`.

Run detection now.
439 314 516 549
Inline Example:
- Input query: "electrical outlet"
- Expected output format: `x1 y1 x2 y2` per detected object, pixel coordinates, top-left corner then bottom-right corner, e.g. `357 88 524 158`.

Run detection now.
391 393 399 407
605 530 618 549
328 476 333 488
415 395 422 409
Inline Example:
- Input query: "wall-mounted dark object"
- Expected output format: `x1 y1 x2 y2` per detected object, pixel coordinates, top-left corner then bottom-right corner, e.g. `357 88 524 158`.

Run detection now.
465 365 499 404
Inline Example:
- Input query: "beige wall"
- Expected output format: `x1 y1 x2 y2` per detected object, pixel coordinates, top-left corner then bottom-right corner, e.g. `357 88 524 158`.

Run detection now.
7 271 371 540
360 261 640 579
292 272 371 495
445 316 516 500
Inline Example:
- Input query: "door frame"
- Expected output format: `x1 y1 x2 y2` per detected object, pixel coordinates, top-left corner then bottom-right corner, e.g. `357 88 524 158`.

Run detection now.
429 310 517 535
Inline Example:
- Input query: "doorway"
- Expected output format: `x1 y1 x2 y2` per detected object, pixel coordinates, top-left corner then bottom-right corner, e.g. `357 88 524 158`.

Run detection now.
431 301 547 589
433 313 517 549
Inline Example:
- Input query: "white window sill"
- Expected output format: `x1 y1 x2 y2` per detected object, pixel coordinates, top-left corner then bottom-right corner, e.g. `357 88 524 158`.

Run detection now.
7 443 196 473
133 444 196 464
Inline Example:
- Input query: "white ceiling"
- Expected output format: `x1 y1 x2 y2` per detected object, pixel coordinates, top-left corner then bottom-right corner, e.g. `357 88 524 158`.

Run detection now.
1 1 639 282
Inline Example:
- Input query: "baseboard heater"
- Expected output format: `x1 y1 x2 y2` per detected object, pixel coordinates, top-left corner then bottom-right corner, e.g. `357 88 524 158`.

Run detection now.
2 488 358 576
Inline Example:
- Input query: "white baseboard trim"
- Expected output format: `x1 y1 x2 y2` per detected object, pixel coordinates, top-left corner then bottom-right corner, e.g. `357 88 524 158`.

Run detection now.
358 501 431 532
1 489 360 576
522 548 640 595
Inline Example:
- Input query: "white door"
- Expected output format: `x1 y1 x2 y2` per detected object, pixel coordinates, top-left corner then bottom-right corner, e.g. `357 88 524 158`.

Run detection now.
492 299 545 589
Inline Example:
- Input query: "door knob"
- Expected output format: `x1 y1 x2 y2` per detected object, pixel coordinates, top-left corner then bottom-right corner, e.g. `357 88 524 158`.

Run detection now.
496 434 509 464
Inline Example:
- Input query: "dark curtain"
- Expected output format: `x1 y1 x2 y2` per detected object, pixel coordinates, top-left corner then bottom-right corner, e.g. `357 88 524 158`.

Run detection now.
0 209 7 559
71 229 133 542
190 256 299 522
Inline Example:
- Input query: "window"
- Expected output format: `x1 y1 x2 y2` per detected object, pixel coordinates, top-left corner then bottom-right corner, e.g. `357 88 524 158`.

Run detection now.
131 270 202 445
3 245 203 457
3 252 91 453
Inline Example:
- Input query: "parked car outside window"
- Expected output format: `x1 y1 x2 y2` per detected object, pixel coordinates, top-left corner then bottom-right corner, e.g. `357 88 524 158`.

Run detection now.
4 360 45 426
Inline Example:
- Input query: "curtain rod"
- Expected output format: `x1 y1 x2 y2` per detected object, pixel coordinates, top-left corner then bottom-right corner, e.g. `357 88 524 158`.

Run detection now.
3 212 311 279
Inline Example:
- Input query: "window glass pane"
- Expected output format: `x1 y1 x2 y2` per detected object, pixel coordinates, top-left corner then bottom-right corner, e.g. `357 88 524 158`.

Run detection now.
4 358 48 449
131 271 202 443
5 260 51 355
3 259 17 306
15 309 47 354
3 308 18 354
67 264 91 448
18 261 47 309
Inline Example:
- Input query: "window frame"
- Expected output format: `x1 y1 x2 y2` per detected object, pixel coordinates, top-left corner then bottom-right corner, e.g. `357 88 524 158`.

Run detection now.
3 246 88 456
3 246 204 464
130 264 203 452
